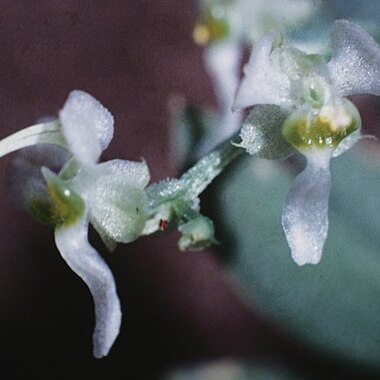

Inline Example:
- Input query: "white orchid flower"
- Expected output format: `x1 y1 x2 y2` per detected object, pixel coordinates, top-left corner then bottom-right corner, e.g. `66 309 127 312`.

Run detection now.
2 91 150 357
193 0 320 153
234 20 380 265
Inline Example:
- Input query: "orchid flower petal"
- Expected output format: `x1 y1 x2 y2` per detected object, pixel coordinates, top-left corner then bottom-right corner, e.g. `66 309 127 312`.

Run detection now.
233 32 291 110
97 159 150 189
282 150 332 265
332 129 362 158
237 105 293 159
59 91 114 166
203 41 243 144
328 20 380 97
90 169 149 244
55 216 121 358
205 41 241 113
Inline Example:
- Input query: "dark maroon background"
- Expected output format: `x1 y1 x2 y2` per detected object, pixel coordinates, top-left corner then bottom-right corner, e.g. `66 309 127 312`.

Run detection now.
0 2 377 379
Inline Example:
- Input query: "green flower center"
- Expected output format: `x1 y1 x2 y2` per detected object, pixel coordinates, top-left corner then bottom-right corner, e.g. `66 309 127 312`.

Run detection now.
193 3 230 45
282 100 361 152
28 178 85 227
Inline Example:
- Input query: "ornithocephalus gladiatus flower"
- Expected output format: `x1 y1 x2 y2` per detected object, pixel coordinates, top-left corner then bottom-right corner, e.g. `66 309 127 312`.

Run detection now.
234 20 380 265
2 91 150 357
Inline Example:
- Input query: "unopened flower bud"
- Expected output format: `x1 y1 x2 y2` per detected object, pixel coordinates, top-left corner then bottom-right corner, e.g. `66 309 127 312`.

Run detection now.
178 216 217 251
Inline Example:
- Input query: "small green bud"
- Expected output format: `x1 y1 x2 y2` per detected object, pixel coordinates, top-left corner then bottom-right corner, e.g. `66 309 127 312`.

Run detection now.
178 216 218 251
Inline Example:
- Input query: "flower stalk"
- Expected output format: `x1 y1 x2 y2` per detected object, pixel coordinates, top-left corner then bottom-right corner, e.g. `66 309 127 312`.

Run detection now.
180 131 243 198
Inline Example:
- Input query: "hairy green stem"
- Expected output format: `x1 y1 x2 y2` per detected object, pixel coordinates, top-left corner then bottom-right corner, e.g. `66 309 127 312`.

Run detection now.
180 131 243 198
143 131 243 235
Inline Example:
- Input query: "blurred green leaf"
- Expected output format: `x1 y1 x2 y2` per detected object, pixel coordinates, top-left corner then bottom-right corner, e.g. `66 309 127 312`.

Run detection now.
213 144 380 370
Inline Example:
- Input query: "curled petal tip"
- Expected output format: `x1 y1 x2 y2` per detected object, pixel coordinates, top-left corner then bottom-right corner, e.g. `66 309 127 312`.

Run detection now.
283 220 324 266
93 297 122 358
54 217 122 358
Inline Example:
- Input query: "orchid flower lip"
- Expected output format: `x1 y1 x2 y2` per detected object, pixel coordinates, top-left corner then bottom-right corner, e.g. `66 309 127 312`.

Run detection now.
282 148 332 266
54 214 122 358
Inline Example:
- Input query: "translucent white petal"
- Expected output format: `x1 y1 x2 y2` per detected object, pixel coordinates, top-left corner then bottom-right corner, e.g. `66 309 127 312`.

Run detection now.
233 32 291 110
203 41 242 145
282 150 332 265
55 216 121 358
237 105 293 159
97 159 150 189
90 171 149 243
332 129 361 158
328 20 380 97
205 41 241 114
59 91 114 166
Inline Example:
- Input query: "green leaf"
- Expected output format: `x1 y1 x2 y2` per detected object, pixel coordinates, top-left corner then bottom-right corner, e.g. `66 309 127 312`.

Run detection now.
213 145 380 369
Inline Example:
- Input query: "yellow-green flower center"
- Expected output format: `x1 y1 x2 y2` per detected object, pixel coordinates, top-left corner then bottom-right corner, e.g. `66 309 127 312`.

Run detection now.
28 180 85 227
193 4 230 46
282 100 361 152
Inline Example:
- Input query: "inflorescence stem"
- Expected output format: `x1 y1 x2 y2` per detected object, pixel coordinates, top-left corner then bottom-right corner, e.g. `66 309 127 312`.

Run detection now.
180 131 243 198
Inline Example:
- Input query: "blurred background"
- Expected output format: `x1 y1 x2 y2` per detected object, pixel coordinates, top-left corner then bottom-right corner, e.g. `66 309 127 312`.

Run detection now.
0 1 380 379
